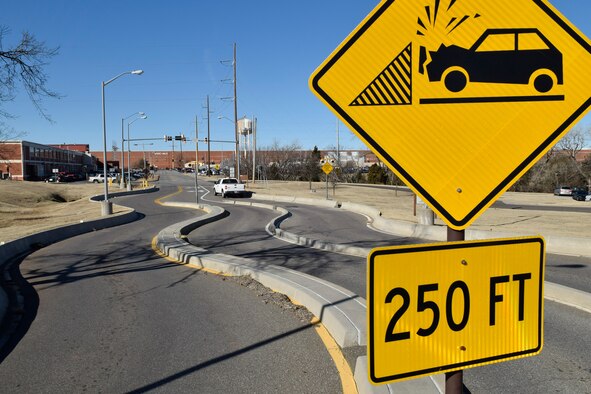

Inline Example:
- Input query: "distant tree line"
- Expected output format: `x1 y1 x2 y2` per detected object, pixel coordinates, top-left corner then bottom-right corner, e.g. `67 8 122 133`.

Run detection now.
512 127 591 192
257 125 591 193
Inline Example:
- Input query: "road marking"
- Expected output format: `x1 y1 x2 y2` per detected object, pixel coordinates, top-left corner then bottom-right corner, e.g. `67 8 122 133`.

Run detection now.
154 185 183 205
311 317 358 394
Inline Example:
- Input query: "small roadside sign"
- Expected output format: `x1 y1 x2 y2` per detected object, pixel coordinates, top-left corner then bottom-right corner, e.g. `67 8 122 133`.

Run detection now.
322 162 334 175
310 0 591 230
368 237 545 384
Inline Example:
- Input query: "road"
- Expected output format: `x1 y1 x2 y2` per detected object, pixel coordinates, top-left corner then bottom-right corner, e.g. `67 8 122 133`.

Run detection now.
184 173 591 393
0 174 341 393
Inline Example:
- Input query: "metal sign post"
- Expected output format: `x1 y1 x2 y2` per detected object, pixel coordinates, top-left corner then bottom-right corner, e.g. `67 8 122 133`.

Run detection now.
446 227 465 394
320 158 335 200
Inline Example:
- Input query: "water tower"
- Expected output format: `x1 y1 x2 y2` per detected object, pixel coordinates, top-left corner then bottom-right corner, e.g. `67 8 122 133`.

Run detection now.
237 117 253 156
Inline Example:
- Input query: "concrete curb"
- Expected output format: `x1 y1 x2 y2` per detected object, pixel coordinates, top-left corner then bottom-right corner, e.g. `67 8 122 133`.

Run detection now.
156 201 367 349
251 193 591 258
252 194 591 311
89 185 159 202
156 200 442 393
545 281 591 313
243 192 591 392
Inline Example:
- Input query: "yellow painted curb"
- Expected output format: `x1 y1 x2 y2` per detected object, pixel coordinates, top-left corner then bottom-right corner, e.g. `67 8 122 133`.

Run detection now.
311 317 358 394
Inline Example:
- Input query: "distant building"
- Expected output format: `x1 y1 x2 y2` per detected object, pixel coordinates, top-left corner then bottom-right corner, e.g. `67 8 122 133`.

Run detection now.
48 144 91 153
0 141 96 181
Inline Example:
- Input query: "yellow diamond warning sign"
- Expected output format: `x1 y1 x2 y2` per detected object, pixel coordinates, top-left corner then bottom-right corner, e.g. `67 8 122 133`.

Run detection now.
310 0 591 230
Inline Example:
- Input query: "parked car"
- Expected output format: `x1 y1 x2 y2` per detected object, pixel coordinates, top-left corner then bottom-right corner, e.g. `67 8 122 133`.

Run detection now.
554 186 572 196
45 174 64 183
61 173 78 182
88 173 118 183
572 187 589 201
425 28 563 93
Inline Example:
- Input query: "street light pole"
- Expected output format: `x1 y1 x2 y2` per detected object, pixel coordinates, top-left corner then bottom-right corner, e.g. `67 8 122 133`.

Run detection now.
127 115 147 191
100 69 143 215
101 80 109 214
233 43 240 179
121 112 145 189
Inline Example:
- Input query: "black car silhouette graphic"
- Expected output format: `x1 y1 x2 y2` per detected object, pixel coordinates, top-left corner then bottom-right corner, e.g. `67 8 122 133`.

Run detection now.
424 28 563 93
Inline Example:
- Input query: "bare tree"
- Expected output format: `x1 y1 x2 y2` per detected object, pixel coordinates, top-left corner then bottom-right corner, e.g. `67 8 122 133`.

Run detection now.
556 126 585 160
0 26 60 123
259 140 303 181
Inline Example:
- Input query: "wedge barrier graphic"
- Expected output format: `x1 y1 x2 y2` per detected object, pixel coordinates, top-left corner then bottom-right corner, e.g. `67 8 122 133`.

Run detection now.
350 43 412 106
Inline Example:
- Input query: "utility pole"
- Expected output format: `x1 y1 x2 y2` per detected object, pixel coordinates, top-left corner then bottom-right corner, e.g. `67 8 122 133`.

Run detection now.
171 139 175 169
233 43 240 180
207 95 211 175
179 135 183 168
194 115 199 204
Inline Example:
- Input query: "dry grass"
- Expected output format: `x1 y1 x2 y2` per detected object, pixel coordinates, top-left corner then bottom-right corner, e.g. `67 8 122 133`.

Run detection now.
1 177 589 244
0 181 129 243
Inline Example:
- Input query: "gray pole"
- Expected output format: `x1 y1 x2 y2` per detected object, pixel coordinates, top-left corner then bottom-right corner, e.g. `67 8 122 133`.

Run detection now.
120 117 125 189
194 115 199 205
171 139 175 169
253 117 257 183
101 81 112 215
233 43 240 180
180 136 184 168
207 95 211 175
127 123 132 191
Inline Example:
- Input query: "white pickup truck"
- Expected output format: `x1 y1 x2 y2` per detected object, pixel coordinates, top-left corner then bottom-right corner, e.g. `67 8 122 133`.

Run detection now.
213 178 246 198
88 173 117 183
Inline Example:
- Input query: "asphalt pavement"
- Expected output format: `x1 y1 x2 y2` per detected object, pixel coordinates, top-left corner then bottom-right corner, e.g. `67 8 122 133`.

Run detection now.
181 174 591 394
0 176 343 393
0 175 588 392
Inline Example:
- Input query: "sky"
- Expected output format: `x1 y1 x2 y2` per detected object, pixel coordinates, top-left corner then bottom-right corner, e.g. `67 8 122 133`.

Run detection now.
1 0 590 154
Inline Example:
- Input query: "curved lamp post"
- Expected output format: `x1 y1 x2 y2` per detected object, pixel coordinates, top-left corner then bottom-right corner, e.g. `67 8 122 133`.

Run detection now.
120 112 146 189
101 69 144 215
127 115 147 191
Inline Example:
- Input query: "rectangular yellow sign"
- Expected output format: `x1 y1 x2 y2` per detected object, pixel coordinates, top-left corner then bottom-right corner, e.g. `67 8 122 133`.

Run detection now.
368 237 545 384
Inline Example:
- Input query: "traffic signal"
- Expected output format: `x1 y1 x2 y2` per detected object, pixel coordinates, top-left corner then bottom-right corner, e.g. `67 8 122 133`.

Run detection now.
164 135 172 141
204 137 208 144
174 134 186 142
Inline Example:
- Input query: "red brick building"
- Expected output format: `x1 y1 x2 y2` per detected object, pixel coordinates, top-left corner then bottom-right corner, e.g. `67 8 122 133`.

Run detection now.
0 141 96 180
